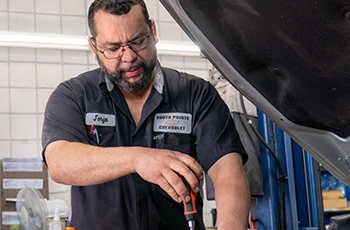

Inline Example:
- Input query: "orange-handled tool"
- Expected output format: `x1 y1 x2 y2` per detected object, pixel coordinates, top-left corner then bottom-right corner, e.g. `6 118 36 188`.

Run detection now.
65 219 76 230
182 178 197 230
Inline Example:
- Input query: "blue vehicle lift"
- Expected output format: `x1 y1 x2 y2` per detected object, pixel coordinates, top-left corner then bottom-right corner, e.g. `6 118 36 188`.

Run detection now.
252 110 325 230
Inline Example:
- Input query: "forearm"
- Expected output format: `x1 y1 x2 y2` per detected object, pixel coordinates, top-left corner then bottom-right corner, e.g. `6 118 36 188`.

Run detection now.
208 153 250 230
214 177 250 230
45 140 136 186
45 140 204 203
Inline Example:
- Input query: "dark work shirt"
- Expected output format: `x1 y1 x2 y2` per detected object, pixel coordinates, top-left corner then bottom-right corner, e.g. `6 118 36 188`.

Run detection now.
42 63 247 230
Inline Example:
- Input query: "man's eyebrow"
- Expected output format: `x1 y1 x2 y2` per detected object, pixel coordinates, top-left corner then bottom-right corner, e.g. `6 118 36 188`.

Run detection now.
103 41 122 47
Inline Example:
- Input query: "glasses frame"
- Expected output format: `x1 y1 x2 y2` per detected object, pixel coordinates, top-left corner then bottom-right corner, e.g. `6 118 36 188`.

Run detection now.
90 28 153 60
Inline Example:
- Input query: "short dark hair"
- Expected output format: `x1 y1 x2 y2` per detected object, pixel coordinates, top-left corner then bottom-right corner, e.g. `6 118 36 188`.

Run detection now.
88 0 151 38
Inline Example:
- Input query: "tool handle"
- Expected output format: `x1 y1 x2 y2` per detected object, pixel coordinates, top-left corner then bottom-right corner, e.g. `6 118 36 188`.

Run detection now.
182 178 198 221
65 219 76 230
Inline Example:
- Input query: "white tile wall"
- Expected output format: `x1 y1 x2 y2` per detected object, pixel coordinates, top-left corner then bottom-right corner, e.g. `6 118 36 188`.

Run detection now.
9 62 36 87
49 178 71 193
11 114 38 139
88 50 97 63
160 55 184 69
0 0 215 226
48 177 72 207
85 0 94 15
0 89 10 113
37 64 63 87
0 47 9 61
185 56 208 69
63 50 89 64
63 64 89 80
11 140 39 158
62 15 86 35
0 141 11 158
158 21 183 41
88 64 99 70
9 47 36 62
0 12 8 30
61 0 86 16
145 0 158 20
0 115 10 139
184 69 209 80
158 3 173 22
0 62 9 86
9 0 35 13
36 15 61 34
35 0 61 14
36 49 62 63
9 13 35 32
37 89 55 113
38 114 44 140
0 1 8 11
10 88 37 113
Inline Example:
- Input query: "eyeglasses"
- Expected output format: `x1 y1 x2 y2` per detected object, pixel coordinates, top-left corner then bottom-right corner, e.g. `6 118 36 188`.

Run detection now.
90 30 152 60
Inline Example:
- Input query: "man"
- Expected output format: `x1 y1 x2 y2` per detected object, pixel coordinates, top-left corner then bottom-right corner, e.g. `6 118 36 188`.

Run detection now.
42 0 250 229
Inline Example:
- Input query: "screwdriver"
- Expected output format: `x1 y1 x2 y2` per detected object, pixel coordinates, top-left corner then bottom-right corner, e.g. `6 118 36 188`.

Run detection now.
182 178 198 230
65 219 76 230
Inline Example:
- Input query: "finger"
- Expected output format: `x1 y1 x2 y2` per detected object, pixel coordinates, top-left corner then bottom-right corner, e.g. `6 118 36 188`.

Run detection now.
161 168 191 202
167 159 201 195
157 172 185 203
177 153 203 181
171 154 203 193
180 167 201 194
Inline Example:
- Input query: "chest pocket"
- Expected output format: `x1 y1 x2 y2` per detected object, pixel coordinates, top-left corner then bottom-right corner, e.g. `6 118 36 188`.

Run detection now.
88 125 116 147
153 133 195 158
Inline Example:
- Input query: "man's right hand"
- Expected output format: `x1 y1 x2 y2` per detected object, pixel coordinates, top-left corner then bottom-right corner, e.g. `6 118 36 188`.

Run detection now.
132 147 203 203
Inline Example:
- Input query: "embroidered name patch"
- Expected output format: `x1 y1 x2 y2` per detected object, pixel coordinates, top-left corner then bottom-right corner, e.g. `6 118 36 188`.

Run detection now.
85 113 116 127
154 113 192 134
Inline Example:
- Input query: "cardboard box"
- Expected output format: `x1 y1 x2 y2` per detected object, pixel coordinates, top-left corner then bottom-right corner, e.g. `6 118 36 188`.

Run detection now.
322 190 348 209
323 197 348 209
322 190 343 200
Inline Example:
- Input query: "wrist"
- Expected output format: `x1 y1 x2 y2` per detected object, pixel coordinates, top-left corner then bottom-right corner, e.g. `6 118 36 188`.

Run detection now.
128 146 143 174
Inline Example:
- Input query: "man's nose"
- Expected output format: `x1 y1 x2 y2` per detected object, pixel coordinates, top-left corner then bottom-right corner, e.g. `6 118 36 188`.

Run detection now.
120 45 137 63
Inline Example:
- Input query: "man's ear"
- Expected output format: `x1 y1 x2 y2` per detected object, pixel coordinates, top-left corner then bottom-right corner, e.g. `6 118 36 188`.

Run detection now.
88 37 98 60
150 18 159 43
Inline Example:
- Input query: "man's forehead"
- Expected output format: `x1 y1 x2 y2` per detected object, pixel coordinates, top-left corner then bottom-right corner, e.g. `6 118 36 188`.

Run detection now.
94 5 145 27
94 5 148 39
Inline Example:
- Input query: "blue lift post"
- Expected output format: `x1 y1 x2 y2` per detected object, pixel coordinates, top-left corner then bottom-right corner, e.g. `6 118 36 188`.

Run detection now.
292 140 324 230
255 110 323 230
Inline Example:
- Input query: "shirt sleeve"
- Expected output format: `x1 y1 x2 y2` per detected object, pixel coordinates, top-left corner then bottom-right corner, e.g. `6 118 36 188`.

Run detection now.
41 80 89 162
192 80 248 172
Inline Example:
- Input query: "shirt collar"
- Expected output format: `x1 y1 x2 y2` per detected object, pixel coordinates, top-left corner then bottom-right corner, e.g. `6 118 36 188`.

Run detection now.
104 60 164 94
105 74 114 92
153 60 164 94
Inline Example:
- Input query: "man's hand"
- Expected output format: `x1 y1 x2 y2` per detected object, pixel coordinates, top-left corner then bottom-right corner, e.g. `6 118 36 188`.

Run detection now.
133 147 203 203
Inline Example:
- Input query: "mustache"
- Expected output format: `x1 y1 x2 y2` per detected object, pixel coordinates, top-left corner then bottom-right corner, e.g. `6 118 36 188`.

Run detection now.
119 61 145 73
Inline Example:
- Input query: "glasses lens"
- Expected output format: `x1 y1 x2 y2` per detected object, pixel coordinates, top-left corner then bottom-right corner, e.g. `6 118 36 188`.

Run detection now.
129 34 149 51
100 31 151 59
104 46 123 59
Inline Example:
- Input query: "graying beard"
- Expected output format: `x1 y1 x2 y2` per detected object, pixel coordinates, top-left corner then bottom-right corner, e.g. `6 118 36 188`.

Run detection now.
97 48 157 93
116 70 152 92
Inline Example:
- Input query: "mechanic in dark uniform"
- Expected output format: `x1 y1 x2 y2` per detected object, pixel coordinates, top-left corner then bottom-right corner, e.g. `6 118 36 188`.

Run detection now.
42 0 250 230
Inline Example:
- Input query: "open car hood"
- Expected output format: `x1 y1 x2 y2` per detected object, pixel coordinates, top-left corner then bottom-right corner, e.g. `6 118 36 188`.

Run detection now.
160 0 350 185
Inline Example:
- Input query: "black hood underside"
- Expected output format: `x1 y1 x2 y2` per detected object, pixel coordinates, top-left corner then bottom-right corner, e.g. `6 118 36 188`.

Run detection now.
160 0 350 185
